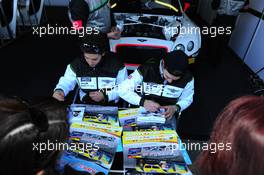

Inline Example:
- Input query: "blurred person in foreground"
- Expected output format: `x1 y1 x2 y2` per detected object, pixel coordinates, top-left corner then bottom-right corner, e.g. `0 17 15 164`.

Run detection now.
0 95 68 175
195 95 264 175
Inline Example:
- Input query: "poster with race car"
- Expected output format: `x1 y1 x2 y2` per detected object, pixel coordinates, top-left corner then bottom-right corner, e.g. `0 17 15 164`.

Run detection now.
135 159 190 174
124 161 192 175
57 151 109 175
67 104 123 151
118 108 139 126
123 130 192 174
118 108 166 128
131 124 174 132
67 122 121 171
68 104 119 126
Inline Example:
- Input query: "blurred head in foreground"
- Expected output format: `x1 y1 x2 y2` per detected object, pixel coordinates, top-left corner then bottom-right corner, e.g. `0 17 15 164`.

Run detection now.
0 95 68 175
195 95 264 175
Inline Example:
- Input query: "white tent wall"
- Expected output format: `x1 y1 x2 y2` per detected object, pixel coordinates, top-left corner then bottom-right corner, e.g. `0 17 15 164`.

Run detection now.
228 13 260 60
229 0 264 80
244 18 264 75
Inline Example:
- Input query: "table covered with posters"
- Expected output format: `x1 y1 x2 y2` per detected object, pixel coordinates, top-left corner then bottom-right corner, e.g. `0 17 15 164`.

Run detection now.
56 104 193 175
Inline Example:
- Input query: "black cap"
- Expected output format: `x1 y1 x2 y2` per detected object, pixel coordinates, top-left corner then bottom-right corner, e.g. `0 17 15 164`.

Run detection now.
80 33 108 54
163 50 189 76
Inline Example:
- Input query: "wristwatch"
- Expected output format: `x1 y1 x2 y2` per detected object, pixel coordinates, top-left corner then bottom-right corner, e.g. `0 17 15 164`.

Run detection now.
175 104 181 113
139 97 146 107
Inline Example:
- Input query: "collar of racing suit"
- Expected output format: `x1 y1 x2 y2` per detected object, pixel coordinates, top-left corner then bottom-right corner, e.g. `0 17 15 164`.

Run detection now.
159 60 165 80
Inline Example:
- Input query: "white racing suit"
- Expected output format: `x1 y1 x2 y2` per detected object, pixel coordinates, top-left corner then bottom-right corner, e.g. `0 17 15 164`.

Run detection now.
118 60 194 129
54 52 127 105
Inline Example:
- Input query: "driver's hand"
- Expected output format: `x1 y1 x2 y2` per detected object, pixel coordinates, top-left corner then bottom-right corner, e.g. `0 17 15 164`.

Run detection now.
89 91 105 102
111 26 121 32
161 105 177 120
52 89 65 101
143 100 160 112
107 30 121 40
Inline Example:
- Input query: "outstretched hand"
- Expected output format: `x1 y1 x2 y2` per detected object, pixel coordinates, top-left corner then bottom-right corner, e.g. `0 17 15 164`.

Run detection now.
89 91 105 102
107 27 121 40
52 89 65 101
161 105 178 120
143 100 160 112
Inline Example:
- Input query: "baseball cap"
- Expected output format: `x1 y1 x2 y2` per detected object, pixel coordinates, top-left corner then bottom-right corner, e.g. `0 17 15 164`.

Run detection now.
80 34 107 54
163 50 189 76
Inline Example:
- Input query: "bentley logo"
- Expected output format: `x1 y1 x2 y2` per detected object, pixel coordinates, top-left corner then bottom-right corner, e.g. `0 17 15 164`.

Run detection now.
167 88 178 93
137 39 147 42
101 80 113 84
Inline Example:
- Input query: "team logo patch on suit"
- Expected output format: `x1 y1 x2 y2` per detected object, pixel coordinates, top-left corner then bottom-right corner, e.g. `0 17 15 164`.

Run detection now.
78 77 97 90
143 82 163 96
98 77 116 89
163 85 182 98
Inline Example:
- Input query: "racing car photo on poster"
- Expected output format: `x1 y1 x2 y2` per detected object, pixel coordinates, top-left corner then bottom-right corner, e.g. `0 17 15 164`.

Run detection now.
83 112 118 125
135 159 189 174
110 0 201 69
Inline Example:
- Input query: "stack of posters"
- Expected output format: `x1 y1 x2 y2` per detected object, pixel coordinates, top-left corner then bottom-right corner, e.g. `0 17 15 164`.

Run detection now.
118 108 166 128
58 104 122 175
123 130 192 175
